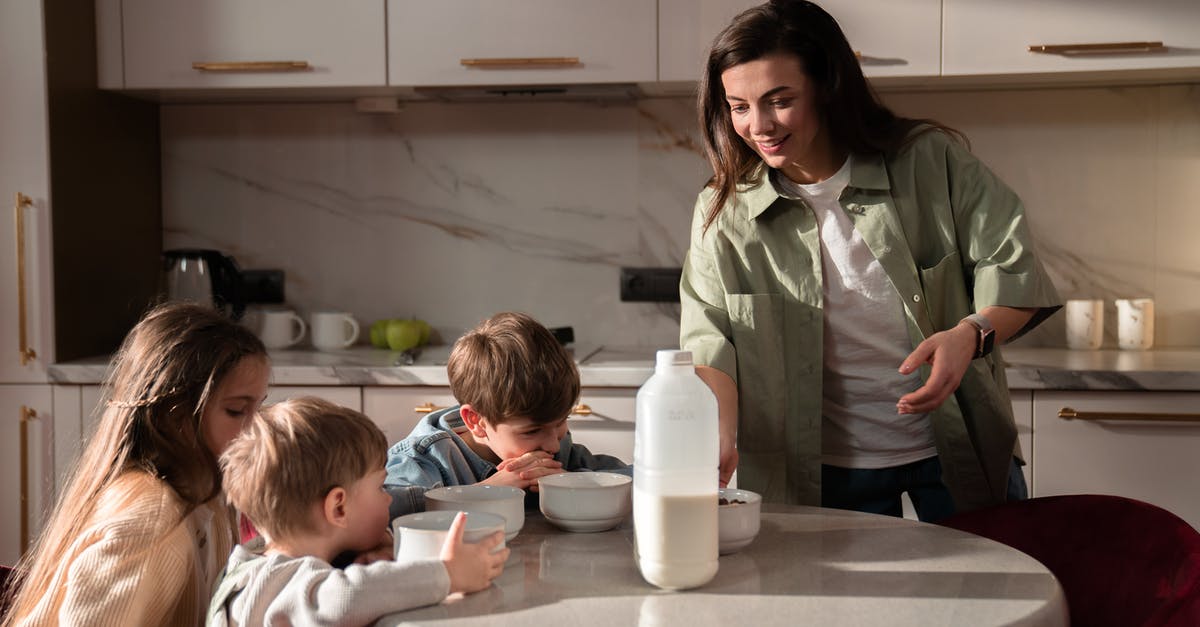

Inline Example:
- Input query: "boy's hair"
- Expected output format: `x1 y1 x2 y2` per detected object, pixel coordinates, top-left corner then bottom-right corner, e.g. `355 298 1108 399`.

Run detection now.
221 396 387 541
447 311 579 426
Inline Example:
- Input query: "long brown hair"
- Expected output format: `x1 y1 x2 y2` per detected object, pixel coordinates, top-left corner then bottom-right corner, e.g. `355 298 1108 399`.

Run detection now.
2 303 267 622
698 0 962 230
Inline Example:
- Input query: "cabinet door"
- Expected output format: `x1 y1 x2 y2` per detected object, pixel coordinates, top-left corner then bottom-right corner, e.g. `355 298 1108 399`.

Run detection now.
0 0 53 383
569 388 636 464
266 386 362 412
658 0 941 82
1 385 54 565
388 0 656 86
1032 391 1200 530
363 387 459 445
119 0 386 89
944 0 1200 76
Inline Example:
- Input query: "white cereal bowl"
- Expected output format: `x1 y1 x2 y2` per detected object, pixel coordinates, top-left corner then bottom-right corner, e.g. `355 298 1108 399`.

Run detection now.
424 485 525 541
538 471 632 533
718 487 762 555
392 510 507 562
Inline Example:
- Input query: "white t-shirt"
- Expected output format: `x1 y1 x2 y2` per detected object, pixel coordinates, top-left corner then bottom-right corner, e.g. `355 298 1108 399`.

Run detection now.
773 159 937 468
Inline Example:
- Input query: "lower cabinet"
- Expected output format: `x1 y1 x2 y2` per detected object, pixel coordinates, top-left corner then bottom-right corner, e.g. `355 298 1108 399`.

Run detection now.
266 386 363 412
1 385 54 565
362 386 636 463
1031 390 1200 530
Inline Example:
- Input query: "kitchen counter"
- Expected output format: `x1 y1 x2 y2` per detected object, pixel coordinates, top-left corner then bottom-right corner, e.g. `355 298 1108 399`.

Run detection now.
47 346 1200 391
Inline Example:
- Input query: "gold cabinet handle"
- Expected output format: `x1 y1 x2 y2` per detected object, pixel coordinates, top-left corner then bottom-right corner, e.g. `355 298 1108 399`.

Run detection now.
1029 41 1166 56
14 193 37 366
20 406 38 553
414 402 445 414
571 404 592 416
192 61 311 72
460 57 580 68
1059 407 1200 423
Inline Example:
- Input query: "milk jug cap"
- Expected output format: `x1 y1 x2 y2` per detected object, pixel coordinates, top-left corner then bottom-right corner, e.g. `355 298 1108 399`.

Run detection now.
655 349 693 370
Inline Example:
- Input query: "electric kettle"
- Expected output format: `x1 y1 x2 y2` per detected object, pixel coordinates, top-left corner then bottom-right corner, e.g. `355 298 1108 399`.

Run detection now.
161 249 246 320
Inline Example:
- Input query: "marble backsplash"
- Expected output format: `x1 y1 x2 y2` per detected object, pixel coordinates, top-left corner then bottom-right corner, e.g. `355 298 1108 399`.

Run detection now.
161 83 1200 350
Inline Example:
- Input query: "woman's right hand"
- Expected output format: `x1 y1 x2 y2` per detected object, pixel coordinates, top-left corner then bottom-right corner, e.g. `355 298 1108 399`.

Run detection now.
440 511 509 594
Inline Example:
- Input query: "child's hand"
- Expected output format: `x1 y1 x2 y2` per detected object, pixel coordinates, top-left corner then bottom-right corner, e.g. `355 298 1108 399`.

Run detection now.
441 511 509 594
485 450 563 491
353 528 395 565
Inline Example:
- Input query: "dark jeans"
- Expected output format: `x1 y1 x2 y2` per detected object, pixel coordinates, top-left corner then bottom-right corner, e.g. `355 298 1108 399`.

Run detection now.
821 456 1028 523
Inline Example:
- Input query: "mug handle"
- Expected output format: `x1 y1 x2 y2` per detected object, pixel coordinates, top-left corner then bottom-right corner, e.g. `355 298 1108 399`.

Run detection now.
288 313 308 347
340 316 361 348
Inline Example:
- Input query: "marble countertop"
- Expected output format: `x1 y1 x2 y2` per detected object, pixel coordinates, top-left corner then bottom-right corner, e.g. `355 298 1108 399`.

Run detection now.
375 507 1066 627
47 345 1200 391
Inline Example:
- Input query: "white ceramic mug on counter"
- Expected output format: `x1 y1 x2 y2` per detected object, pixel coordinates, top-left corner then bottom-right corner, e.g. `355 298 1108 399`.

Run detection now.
258 308 307 350
309 311 360 350
1116 298 1154 350
1064 299 1104 350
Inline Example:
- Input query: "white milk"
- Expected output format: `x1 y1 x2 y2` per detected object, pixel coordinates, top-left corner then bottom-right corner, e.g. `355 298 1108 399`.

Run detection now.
633 490 718 590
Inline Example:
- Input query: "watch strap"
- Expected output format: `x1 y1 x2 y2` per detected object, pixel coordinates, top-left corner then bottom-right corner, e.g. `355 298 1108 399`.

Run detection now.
962 313 995 358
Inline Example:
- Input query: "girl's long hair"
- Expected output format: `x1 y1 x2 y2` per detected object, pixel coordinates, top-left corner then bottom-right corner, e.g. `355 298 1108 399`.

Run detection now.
2 303 266 623
697 0 963 230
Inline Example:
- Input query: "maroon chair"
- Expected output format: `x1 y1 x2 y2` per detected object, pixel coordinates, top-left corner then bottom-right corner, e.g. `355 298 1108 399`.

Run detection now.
940 494 1200 627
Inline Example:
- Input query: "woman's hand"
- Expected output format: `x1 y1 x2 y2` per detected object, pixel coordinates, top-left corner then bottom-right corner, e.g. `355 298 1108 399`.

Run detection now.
896 322 977 414
441 512 509 594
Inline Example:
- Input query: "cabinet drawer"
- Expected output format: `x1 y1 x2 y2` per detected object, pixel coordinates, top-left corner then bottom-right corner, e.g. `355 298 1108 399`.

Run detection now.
388 0 656 86
569 388 636 464
944 0 1200 76
120 0 386 89
1032 391 1200 529
363 386 459 445
267 386 362 412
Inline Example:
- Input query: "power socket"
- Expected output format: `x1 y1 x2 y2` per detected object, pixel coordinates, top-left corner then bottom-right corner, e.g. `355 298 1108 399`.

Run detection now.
620 267 681 303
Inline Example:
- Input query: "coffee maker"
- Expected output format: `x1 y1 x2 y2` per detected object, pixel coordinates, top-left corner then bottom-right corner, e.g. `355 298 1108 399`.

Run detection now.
161 249 246 320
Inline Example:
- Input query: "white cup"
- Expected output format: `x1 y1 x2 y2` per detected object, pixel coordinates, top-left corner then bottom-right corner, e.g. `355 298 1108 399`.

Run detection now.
1064 299 1104 350
309 311 360 350
258 308 307 350
1116 298 1154 350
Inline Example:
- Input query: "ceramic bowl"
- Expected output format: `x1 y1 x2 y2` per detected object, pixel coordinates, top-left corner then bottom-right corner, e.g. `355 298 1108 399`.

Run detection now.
423 485 525 540
538 471 632 532
392 510 506 561
718 487 762 554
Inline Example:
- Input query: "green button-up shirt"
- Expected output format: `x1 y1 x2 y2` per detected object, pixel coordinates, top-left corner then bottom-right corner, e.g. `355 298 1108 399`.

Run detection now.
680 130 1061 511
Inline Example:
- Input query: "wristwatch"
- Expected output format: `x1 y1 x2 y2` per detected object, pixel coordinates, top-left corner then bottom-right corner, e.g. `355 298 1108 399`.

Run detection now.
962 313 995 359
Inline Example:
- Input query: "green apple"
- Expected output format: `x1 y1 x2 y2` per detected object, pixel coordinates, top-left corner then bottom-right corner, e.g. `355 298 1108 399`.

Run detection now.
386 319 422 352
414 319 432 345
369 319 391 348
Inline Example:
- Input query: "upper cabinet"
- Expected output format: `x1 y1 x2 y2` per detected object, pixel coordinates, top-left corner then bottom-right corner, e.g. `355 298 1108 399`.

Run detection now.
387 0 656 87
943 0 1200 77
658 0 942 83
104 0 386 89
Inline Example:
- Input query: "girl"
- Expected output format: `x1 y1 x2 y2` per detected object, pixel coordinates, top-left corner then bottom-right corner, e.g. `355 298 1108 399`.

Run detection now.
2 303 269 625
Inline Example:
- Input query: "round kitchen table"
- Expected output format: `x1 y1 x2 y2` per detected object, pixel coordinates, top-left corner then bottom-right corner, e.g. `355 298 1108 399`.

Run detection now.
377 505 1067 627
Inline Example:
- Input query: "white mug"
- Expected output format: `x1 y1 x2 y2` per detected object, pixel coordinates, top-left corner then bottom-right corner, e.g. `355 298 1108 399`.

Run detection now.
310 311 360 351
258 308 307 350
1116 298 1154 350
1064 299 1103 350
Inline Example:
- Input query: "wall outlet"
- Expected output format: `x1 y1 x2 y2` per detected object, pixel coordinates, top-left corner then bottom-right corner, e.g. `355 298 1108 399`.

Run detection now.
241 269 285 304
620 267 681 303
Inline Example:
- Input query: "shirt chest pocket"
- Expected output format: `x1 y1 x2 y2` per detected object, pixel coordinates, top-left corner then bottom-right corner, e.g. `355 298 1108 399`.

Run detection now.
917 250 970 332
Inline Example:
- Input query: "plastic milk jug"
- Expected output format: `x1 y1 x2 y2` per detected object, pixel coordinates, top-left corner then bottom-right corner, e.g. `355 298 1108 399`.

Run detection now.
633 349 719 590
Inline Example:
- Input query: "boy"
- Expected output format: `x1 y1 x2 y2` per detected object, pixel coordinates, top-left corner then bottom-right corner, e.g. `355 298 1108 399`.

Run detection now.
385 312 630 518
209 397 508 626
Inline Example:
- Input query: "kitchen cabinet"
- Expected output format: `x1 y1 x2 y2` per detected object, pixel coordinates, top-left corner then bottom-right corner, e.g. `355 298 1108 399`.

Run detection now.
1 386 54 566
266 386 363 412
657 0 942 83
1031 390 1200 530
363 386 635 463
99 0 387 90
943 0 1200 77
387 0 656 87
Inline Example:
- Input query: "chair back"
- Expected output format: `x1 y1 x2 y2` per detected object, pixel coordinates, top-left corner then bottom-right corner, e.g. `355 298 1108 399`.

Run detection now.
940 494 1200 627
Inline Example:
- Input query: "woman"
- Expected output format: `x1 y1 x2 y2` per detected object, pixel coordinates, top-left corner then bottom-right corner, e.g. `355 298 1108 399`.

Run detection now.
680 0 1060 520
3 303 269 625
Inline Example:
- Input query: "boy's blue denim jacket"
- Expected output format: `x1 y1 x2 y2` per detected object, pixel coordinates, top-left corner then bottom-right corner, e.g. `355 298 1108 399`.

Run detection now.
384 406 631 520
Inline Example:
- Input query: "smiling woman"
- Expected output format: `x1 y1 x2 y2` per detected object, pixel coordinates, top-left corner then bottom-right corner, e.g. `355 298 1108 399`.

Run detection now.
2 303 269 626
680 0 1061 522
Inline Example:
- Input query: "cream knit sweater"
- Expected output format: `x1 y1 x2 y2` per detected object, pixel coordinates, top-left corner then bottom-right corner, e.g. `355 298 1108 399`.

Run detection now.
16 472 233 626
